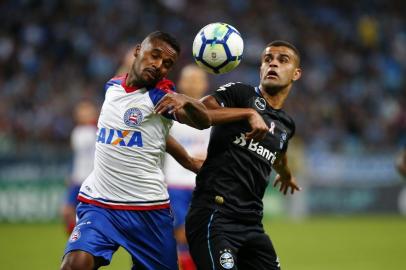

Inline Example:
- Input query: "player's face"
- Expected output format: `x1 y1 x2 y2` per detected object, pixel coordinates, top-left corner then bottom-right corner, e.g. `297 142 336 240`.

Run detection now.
132 38 178 87
259 46 301 93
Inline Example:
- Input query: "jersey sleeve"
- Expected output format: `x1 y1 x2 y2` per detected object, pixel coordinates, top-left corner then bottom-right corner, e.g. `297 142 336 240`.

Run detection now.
148 78 178 121
211 82 252 108
104 75 125 93
281 117 295 153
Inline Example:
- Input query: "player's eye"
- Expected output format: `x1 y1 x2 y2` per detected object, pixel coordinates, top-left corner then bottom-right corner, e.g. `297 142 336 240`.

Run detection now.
163 60 173 69
280 56 289 63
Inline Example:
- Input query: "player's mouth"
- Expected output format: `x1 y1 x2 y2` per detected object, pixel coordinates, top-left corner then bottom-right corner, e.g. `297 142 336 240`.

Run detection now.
143 68 160 81
266 70 279 79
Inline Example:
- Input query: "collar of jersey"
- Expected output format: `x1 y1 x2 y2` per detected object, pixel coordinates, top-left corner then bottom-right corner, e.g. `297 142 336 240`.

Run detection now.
121 74 140 93
255 86 282 112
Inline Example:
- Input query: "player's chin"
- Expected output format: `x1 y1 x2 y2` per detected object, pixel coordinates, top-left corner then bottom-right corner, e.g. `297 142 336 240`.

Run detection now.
141 74 160 87
262 79 281 89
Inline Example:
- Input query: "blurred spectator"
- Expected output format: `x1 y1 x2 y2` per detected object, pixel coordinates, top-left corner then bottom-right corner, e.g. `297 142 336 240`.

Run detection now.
60 100 98 234
0 0 405 159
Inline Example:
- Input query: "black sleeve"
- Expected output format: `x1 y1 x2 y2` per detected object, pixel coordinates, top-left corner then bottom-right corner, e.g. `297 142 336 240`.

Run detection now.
211 82 252 108
281 117 295 153
289 119 296 139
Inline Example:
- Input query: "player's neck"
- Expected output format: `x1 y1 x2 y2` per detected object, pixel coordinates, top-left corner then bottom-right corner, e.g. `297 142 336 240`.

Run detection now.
126 71 140 88
259 86 290 110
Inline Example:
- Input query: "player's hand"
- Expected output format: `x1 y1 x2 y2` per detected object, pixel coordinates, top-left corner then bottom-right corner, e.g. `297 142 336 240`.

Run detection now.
273 174 301 195
189 157 205 174
245 110 269 141
154 93 189 115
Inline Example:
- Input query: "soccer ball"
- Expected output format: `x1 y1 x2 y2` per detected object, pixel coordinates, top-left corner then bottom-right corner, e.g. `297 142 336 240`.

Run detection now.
192 22 244 74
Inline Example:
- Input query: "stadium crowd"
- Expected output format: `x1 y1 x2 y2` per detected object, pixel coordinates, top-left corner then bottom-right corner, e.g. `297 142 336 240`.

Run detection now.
0 0 404 159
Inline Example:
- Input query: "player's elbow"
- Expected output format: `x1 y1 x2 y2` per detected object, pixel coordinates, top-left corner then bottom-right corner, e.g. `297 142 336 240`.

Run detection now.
194 117 211 130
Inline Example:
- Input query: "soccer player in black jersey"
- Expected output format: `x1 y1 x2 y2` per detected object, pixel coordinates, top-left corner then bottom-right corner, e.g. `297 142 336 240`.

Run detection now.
185 40 302 270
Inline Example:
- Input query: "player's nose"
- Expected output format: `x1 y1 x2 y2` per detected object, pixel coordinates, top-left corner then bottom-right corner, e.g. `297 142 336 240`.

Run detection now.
268 59 278 67
152 58 163 69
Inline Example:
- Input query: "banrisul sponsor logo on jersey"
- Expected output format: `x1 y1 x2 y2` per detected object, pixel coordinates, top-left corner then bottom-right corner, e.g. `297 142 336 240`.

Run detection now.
233 133 277 163
96 128 143 147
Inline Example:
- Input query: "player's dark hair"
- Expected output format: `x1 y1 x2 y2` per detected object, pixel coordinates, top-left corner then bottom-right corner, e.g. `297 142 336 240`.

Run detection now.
146 31 181 54
266 40 301 66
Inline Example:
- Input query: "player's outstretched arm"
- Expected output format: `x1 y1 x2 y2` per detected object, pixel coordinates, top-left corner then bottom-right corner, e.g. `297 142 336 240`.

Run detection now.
166 135 204 174
155 93 211 130
272 153 301 195
201 95 269 141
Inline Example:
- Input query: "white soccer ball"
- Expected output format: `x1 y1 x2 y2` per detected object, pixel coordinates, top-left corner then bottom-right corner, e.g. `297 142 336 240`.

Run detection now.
192 22 244 74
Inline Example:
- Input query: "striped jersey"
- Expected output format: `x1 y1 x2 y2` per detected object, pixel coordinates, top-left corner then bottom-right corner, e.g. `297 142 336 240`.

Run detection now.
78 74 177 210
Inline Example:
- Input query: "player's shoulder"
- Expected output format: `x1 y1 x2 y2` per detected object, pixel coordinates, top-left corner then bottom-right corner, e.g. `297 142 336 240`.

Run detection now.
151 78 176 94
148 78 176 107
215 82 256 98
216 81 253 92
276 109 295 133
106 74 126 86
71 124 96 137
104 74 126 92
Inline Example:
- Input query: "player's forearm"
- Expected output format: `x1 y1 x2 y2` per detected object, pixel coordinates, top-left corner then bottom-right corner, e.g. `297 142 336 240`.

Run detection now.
207 108 257 125
201 95 258 125
180 98 211 129
166 135 194 171
272 154 292 179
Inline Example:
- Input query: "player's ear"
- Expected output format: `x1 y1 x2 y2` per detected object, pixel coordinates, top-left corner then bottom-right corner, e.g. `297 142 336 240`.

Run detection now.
292 67 301 81
134 44 141 58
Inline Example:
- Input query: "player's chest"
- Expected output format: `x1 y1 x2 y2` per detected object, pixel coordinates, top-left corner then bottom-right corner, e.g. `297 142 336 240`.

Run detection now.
99 89 156 130
248 96 290 152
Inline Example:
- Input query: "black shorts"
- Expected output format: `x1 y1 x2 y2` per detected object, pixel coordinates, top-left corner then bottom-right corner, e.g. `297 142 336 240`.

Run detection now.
185 207 281 270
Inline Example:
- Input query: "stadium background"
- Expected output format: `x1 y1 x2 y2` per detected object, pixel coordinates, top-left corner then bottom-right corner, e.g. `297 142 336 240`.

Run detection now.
0 0 405 269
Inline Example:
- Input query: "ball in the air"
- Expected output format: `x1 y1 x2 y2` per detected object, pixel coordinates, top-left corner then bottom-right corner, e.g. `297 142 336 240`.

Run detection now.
192 22 244 74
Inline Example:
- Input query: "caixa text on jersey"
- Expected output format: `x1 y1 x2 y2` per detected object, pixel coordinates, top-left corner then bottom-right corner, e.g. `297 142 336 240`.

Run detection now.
96 127 143 147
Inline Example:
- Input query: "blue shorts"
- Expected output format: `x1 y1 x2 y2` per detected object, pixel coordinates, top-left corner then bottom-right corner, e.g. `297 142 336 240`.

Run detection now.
64 202 178 269
65 184 81 207
168 187 193 229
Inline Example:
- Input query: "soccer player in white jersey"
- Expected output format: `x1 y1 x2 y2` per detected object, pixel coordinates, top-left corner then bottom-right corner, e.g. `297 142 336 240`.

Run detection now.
60 31 211 270
61 101 98 234
164 65 210 270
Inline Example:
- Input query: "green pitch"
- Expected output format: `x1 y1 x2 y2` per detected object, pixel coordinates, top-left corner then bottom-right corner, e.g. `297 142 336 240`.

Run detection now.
0 216 405 270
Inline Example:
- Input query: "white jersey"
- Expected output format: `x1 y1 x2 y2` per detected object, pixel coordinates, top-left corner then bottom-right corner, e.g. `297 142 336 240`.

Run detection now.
78 75 177 210
164 122 210 189
71 125 97 185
